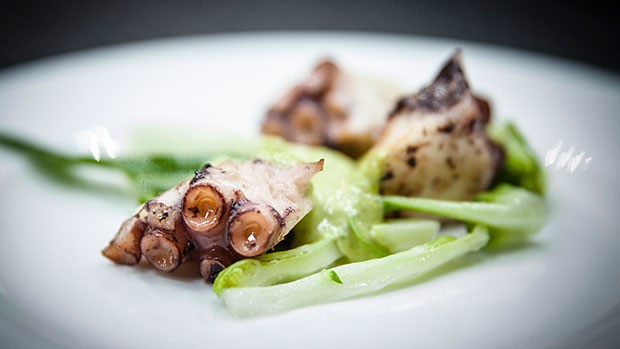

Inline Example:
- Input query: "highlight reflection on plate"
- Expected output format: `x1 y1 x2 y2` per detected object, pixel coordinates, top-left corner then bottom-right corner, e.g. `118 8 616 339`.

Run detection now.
0 32 619 348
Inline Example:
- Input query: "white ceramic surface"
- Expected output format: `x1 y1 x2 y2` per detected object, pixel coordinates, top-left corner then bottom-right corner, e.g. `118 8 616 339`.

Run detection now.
0 32 619 348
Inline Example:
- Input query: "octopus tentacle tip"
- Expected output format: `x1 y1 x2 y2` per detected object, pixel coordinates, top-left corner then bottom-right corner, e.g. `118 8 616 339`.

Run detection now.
200 259 226 283
451 48 463 61
101 246 139 265
314 158 325 171
141 236 180 272
140 226 183 272
102 216 145 265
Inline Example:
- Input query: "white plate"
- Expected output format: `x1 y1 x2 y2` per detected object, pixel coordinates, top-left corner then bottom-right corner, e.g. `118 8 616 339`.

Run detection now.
1 32 619 348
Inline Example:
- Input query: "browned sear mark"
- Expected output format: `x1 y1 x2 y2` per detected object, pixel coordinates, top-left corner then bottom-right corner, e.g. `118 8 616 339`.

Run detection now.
407 157 417 168
438 122 455 133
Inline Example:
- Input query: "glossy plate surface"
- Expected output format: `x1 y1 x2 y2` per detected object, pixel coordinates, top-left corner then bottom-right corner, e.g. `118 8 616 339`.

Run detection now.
1 32 619 348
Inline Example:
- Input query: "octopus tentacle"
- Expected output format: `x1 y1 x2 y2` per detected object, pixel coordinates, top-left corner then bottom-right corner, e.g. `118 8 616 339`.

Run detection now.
262 60 401 158
103 158 323 283
101 216 146 265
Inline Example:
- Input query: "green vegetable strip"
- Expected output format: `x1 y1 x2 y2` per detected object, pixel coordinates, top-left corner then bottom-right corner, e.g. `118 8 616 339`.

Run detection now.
487 121 546 195
383 184 548 246
0 131 207 201
348 217 389 258
221 226 489 317
213 239 343 294
370 219 439 253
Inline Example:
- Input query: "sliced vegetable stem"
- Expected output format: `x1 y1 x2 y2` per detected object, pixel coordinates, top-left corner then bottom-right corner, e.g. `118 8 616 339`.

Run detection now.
370 219 439 253
382 184 548 246
213 238 343 294
221 226 489 317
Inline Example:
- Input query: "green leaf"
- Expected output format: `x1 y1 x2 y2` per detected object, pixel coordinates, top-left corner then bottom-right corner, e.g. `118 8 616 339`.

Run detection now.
325 270 343 284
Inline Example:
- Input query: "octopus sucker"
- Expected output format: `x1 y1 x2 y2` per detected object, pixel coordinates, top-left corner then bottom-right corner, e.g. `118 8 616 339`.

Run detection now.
102 158 323 282
140 222 190 272
182 184 226 233
227 203 281 257
262 59 402 158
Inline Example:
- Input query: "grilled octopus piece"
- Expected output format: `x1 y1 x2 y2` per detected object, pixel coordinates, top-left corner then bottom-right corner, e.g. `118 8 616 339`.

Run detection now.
184 159 324 280
376 51 503 201
102 158 323 282
262 60 402 158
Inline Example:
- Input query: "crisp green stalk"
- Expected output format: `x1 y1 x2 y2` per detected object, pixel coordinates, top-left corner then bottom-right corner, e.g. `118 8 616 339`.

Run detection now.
213 239 343 294
221 226 490 317
383 184 547 246
348 217 389 258
370 219 440 253
487 121 546 195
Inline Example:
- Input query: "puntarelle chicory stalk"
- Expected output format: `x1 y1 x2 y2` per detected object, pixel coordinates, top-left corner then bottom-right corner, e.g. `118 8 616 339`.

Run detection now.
220 225 490 317
370 219 440 253
383 184 547 247
213 238 342 293
487 120 546 195
214 182 546 295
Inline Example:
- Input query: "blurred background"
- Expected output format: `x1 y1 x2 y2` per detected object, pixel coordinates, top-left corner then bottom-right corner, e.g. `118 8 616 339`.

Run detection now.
1 0 618 73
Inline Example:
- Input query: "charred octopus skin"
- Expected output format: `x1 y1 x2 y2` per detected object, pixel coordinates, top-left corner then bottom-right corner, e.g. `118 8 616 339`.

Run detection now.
262 60 402 158
102 158 324 282
103 180 194 272
376 51 503 201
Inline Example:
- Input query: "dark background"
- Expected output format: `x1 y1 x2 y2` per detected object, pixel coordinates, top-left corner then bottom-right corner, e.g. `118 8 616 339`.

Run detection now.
0 0 618 73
